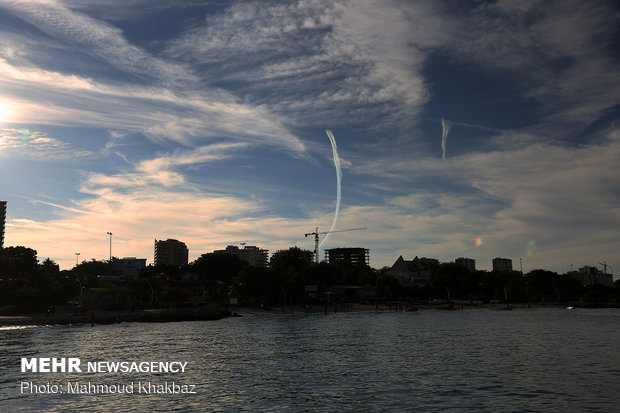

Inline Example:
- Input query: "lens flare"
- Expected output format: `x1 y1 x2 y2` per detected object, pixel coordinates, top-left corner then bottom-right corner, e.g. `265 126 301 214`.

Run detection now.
475 237 483 247
526 240 536 257
21 129 31 144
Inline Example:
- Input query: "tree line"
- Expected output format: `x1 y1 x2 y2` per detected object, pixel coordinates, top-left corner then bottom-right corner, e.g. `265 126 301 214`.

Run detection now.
1 245 619 314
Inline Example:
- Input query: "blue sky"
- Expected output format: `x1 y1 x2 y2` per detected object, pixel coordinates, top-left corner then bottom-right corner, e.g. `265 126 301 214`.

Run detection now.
1 0 619 275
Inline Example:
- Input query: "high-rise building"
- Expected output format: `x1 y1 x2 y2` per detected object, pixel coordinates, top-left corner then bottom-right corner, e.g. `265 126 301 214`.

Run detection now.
574 265 613 287
325 247 370 266
492 257 513 272
0 201 6 248
215 245 269 267
456 257 476 272
214 245 269 267
154 239 188 267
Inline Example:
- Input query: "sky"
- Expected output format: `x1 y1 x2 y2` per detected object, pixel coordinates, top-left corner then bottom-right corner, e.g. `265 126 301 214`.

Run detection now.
1 0 619 276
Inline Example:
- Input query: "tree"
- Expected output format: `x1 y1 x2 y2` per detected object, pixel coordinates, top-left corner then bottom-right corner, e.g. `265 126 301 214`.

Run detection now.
73 259 113 285
139 263 184 280
162 285 192 303
426 263 468 301
270 247 313 280
0 246 38 283
39 258 60 275
525 269 580 302
191 252 243 282
238 266 281 305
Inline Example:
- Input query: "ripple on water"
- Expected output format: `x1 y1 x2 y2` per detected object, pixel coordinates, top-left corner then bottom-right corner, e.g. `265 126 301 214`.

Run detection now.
1 308 619 412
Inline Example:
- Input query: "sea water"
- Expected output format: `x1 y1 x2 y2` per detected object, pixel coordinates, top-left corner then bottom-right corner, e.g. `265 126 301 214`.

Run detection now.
1 308 619 412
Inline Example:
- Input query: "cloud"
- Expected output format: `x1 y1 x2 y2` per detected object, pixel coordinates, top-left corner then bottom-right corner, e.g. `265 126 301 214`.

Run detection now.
0 0 193 85
452 0 620 128
7 127 620 273
347 127 620 271
165 0 443 126
0 128 94 160
88 142 249 188
4 139 262 267
0 0 308 154
0 58 306 153
2 0 619 276
7 166 325 270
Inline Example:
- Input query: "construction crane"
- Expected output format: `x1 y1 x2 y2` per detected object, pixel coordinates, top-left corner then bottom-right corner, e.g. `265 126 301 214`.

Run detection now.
305 227 367 263
599 261 608 274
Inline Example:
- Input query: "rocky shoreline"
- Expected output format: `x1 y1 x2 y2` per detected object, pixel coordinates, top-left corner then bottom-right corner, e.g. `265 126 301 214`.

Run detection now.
2 302 618 328
0 304 227 327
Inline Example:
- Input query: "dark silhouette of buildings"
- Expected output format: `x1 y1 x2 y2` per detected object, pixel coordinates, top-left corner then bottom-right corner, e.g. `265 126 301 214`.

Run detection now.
569 265 613 287
113 257 147 279
387 255 437 287
492 257 513 272
456 257 476 272
214 245 269 267
325 247 369 266
154 239 188 267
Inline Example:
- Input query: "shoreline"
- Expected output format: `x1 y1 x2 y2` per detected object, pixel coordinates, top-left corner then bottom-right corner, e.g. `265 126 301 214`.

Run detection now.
232 301 614 316
234 301 620 316
2 302 617 327
0 304 226 328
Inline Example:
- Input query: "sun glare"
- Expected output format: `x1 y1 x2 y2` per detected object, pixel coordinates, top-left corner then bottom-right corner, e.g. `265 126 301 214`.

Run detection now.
0 99 16 124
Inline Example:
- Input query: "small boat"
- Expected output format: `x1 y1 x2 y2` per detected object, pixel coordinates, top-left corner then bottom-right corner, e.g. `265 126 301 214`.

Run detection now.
566 306 574 310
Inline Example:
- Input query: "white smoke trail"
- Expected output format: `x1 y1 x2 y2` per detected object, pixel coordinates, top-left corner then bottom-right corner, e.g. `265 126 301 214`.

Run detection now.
319 129 342 249
441 117 452 160
450 120 501 132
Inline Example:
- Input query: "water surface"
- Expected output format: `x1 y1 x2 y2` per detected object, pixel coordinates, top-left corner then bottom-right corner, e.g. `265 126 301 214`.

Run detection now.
1 308 619 412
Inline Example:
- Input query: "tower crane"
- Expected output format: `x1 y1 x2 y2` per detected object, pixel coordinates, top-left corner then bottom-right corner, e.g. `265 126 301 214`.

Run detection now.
305 227 367 263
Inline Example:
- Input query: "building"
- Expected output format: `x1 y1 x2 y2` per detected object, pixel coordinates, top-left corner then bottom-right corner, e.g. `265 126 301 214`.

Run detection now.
387 255 437 287
492 257 513 272
214 245 269 267
325 247 370 266
571 265 613 287
113 257 147 279
154 239 188 267
0 201 6 248
456 257 476 272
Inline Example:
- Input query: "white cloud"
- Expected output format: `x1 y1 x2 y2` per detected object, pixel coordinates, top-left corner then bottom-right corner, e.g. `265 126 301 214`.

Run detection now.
85 142 248 190
347 127 620 271
0 0 309 154
165 0 441 126
7 167 321 270
0 128 94 160
0 0 193 84
0 58 306 153
454 0 620 127
2 0 619 277
6 129 620 273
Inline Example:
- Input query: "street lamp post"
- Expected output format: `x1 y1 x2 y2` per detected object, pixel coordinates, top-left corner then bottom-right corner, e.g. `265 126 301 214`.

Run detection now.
107 232 113 261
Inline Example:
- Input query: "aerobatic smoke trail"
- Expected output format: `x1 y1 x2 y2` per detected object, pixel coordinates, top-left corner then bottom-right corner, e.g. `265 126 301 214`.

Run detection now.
319 129 342 249
441 117 452 160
